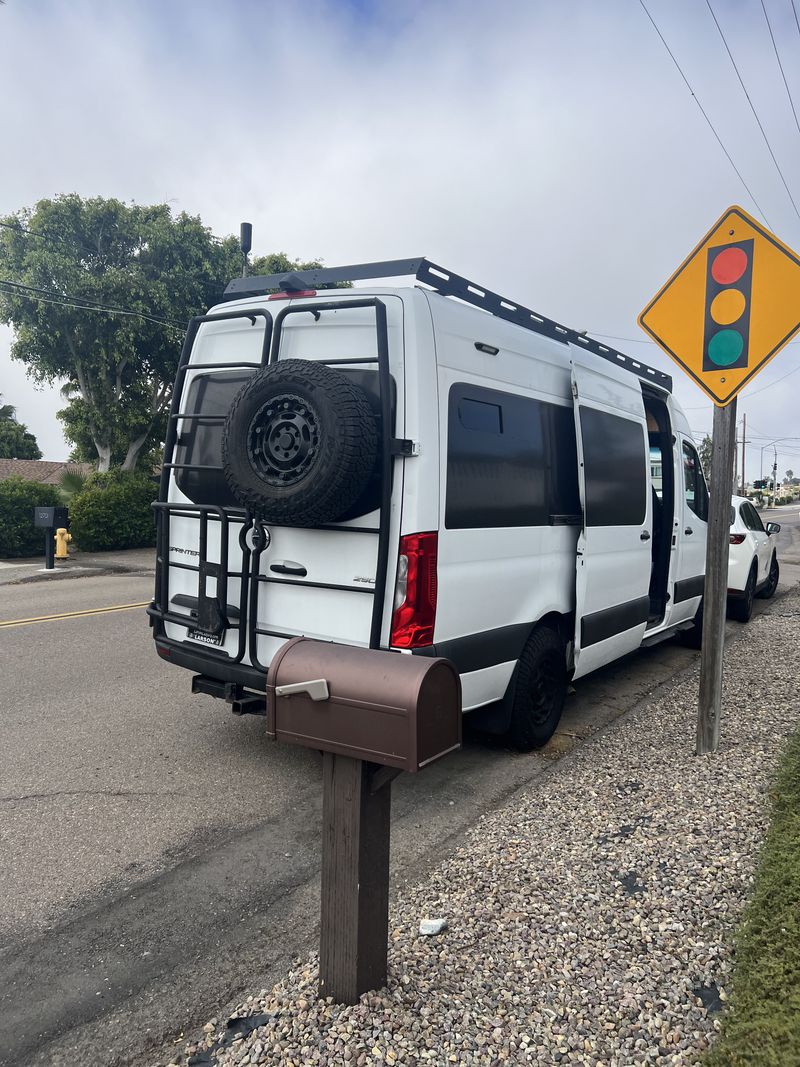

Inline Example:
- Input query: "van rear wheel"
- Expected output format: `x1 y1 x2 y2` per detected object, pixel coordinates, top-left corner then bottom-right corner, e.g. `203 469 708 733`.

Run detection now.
507 626 567 750
222 359 378 527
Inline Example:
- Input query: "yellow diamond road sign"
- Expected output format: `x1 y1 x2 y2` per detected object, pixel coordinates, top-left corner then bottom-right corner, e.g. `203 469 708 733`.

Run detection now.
638 205 800 406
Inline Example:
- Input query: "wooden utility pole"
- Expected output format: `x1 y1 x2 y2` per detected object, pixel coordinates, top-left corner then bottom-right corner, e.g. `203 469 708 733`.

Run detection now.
740 412 747 495
696 398 737 754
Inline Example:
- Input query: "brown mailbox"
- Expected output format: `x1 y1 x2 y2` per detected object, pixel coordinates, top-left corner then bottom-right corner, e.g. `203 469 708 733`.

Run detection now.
266 637 462 771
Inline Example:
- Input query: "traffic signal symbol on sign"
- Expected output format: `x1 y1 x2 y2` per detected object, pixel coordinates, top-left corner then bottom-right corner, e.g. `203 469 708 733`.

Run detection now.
638 206 800 406
703 239 753 373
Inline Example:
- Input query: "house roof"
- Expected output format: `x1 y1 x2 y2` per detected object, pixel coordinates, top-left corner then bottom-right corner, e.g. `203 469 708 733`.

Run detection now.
0 459 94 485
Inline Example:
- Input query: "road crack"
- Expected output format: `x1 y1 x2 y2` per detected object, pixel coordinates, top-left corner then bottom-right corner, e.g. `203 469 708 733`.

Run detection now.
0 788 188 804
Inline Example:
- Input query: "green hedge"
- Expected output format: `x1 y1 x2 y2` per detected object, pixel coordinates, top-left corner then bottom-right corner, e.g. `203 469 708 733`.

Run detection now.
69 471 157 552
0 477 63 558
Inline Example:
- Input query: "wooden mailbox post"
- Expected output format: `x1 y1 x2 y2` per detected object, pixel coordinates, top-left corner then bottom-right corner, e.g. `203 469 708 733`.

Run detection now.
266 637 462 1003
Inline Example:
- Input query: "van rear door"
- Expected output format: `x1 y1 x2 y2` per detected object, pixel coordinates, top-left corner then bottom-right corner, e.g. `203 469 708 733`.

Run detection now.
247 295 405 672
570 349 652 680
156 294 405 680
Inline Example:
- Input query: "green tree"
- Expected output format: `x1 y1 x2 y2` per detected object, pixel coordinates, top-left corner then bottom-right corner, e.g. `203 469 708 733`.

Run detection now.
0 393 42 458
0 196 324 472
0 393 16 421
698 434 713 486
0 420 42 459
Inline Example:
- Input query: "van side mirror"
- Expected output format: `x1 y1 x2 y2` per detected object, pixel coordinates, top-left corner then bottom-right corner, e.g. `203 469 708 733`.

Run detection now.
766 522 781 535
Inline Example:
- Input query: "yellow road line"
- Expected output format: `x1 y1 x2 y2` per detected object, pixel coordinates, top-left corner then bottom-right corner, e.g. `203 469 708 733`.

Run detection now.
0 601 151 629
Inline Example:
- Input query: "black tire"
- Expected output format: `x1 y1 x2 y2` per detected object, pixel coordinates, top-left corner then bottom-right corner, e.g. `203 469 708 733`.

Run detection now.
678 598 704 649
507 626 567 750
222 359 378 527
729 565 756 623
756 554 779 599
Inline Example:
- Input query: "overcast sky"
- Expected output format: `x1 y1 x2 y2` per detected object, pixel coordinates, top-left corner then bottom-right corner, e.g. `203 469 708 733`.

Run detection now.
1 0 799 479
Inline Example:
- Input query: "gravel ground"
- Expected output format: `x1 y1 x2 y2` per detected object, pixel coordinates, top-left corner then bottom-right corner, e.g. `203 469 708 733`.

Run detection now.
160 595 800 1067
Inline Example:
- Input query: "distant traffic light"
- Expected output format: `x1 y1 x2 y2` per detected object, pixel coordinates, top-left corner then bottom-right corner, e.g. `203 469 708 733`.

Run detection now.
753 479 766 489
702 239 754 373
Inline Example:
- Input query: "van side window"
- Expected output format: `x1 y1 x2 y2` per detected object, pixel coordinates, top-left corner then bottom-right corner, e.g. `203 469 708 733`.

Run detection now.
682 441 709 521
446 384 549 529
579 408 647 526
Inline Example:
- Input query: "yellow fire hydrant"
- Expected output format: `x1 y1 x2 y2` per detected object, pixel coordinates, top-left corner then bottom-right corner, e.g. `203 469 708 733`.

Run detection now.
55 527 72 560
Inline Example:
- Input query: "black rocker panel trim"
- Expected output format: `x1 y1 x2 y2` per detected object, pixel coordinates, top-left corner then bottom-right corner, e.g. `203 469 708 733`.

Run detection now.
410 622 533 674
673 575 705 603
580 596 650 648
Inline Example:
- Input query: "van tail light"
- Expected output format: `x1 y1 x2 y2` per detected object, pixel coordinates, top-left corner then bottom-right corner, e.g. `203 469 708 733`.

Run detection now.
730 533 746 545
390 532 438 648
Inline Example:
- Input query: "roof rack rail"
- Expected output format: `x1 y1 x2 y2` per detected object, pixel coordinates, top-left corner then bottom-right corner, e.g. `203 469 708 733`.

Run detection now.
223 257 672 392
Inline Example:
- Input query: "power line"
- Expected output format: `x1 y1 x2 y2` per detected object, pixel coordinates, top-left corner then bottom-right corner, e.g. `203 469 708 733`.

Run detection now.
0 219 100 259
638 0 772 226
739 358 800 398
761 0 800 139
706 0 800 223
0 279 186 331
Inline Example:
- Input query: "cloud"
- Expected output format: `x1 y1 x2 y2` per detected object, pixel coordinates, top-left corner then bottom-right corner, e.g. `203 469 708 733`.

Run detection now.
0 0 798 470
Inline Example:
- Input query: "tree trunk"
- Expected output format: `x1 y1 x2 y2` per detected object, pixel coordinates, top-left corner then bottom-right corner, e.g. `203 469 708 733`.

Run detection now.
95 441 112 472
121 431 151 472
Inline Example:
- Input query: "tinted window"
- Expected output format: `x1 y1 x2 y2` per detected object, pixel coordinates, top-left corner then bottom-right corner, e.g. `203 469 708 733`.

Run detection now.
741 502 764 532
579 408 646 526
445 384 579 529
175 370 256 507
550 405 582 517
682 441 709 521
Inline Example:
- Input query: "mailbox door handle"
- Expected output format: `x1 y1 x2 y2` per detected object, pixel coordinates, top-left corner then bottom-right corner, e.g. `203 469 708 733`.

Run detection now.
274 678 330 701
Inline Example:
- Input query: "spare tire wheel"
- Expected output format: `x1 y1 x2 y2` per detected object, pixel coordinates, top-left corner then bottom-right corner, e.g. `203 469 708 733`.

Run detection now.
222 359 378 527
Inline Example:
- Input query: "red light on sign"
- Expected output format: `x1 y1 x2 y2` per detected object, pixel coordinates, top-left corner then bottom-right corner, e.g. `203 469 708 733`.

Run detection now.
711 247 748 285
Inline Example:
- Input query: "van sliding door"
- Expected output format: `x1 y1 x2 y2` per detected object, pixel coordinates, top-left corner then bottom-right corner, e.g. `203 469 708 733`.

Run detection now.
571 351 652 680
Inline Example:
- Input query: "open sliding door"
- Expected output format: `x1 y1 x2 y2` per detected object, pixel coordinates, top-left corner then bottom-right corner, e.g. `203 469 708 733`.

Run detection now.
571 349 652 680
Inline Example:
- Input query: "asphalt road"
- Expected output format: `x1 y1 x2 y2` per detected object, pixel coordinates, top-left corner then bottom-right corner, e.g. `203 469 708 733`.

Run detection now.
2 511 798 1067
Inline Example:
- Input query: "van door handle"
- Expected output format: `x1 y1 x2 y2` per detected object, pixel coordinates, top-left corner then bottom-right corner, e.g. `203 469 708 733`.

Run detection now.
270 561 308 577
640 531 651 541
685 527 693 536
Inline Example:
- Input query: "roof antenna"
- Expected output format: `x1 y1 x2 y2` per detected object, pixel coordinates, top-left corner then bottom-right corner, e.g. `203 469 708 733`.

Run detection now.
240 222 252 277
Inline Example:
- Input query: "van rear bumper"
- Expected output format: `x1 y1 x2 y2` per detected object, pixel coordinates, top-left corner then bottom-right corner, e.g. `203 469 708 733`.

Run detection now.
155 638 267 691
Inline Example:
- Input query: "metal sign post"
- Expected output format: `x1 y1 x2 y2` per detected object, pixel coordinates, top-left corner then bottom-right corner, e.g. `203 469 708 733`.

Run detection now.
639 205 800 753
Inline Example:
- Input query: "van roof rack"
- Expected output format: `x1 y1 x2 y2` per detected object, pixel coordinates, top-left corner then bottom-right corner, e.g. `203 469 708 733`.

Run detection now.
223 257 672 392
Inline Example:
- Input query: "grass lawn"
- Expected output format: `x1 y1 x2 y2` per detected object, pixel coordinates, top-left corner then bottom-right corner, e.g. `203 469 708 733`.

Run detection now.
707 729 800 1066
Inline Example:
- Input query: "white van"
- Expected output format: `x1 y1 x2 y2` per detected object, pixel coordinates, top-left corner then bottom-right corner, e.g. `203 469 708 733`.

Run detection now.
149 258 708 747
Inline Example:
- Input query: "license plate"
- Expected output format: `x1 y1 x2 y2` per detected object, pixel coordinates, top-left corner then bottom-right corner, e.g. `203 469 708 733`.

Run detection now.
187 627 223 646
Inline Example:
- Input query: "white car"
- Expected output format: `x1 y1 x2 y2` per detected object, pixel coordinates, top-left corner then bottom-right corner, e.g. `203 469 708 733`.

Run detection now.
728 495 780 621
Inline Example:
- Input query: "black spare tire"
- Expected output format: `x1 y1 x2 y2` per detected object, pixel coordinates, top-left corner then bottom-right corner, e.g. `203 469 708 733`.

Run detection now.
222 359 378 527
